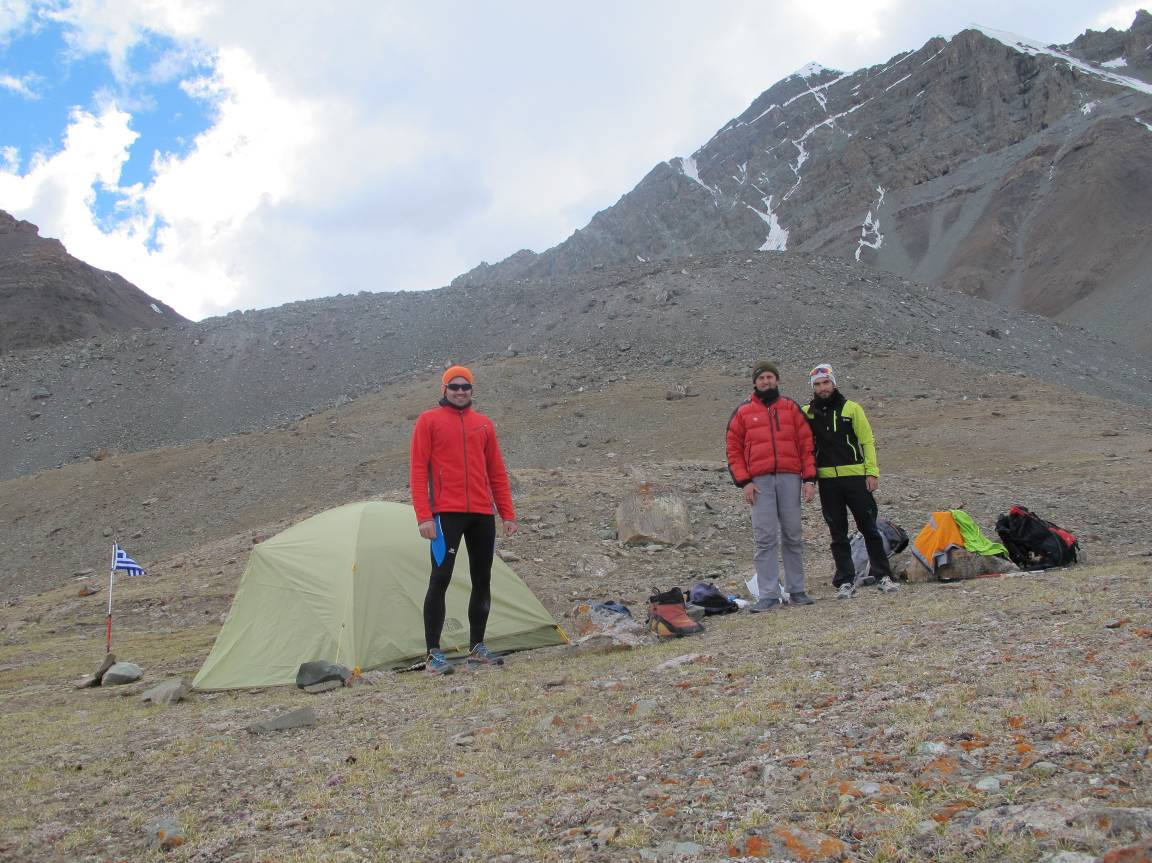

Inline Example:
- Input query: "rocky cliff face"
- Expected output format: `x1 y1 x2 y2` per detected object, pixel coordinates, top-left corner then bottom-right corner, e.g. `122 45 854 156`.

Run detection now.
0 210 186 353
453 14 1152 349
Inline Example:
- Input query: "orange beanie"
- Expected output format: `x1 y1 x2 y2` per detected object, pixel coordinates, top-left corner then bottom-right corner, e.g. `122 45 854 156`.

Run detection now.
441 365 474 386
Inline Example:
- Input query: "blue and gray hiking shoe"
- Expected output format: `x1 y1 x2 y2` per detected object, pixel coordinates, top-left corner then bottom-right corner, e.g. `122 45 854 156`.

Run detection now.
789 591 815 606
466 642 504 667
426 650 454 676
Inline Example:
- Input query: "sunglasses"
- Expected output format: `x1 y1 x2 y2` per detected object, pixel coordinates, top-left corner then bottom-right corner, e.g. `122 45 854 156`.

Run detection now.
446 382 473 391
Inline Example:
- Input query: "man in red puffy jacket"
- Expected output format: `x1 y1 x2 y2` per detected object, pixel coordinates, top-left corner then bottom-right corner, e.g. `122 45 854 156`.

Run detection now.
410 365 518 675
725 361 817 612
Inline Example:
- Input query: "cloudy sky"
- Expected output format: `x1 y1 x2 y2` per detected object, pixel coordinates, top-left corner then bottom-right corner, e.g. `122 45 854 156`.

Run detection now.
0 1 1144 319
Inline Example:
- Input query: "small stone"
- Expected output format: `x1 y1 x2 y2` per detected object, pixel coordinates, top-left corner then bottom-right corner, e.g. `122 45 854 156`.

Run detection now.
536 713 564 733
246 706 317 734
917 741 950 756
632 700 658 718
1029 761 1059 777
101 662 143 686
974 776 1001 792
653 653 710 671
140 678 190 705
1040 852 1098 863
146 816 185 850
1100 838 1152 863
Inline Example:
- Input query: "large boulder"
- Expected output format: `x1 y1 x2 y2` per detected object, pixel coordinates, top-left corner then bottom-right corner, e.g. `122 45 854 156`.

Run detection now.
900 549 1017 583
936 549 1018 581
615 487 692 546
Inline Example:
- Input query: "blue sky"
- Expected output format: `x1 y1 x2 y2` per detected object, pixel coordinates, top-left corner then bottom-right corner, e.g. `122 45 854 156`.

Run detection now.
0 1 1145 319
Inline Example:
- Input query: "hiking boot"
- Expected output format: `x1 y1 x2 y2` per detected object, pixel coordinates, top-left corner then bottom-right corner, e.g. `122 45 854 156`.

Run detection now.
876 577 899 594
749 596 782 613
426 650 454 676
789 591 815 606
836 583 857 600
466 642 504 667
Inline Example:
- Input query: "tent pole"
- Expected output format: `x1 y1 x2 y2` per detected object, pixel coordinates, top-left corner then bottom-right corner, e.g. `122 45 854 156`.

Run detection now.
334 563 356 667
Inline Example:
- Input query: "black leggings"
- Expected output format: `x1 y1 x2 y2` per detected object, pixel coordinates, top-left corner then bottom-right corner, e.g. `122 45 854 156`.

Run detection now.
423 512 496 651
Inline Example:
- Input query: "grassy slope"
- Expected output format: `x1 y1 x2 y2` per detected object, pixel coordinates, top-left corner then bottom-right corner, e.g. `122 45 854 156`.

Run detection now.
1 559 1149 862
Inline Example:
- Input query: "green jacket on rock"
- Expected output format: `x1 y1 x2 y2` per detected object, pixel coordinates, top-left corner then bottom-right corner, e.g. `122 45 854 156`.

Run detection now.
802 389 879 479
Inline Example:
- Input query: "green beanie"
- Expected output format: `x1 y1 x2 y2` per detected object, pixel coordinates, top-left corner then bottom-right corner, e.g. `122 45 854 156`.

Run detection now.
752 361 780 381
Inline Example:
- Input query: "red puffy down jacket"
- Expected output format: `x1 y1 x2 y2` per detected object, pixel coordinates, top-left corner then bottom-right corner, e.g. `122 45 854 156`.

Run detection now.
725 393 816 486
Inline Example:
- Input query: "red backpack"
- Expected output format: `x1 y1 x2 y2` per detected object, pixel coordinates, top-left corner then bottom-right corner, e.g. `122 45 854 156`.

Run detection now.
995 506 1079 569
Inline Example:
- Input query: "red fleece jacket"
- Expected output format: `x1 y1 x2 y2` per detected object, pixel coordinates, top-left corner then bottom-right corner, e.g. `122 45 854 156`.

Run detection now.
409 402 515 524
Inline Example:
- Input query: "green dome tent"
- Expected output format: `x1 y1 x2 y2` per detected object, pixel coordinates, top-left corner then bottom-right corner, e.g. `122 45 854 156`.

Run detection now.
193 501 566 690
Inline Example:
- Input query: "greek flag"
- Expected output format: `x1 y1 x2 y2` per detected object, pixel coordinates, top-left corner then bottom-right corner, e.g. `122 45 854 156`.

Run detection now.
112 544 146 576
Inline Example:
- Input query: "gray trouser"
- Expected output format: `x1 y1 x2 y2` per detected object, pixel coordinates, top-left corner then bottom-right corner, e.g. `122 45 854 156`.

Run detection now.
751 473 806 598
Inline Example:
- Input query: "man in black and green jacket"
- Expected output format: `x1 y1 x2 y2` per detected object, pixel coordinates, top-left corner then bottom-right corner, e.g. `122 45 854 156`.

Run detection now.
802 363 895 596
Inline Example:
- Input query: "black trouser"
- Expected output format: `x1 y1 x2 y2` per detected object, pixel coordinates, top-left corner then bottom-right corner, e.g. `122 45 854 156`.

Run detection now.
818 475 891 586
424 512 496 652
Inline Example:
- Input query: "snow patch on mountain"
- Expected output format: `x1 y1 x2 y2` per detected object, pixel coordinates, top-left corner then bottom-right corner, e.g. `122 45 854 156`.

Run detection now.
1101 57 1128 68
974 25 1152 95
885 73 912 92
783 97 873 201
747 191 788 252
1081 101 1098 115
793 62 826 79
855 186 886 261
1136 117 1152 132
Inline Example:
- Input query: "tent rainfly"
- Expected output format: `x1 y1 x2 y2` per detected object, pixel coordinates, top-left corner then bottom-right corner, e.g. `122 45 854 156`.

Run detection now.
193 501 566 690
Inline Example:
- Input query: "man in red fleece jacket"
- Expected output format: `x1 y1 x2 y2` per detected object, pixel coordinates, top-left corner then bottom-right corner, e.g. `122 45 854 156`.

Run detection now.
410 365 517 675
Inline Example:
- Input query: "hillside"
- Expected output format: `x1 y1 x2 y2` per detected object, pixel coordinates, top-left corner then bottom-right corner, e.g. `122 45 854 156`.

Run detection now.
4 252 1152 483
453 15 1152 351
0 210 186 354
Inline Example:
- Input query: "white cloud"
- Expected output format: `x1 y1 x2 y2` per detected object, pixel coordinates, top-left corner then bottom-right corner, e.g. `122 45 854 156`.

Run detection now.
0 72 37 97
0 0 1138 320
1091 4 1145 30
0 43 319 318
0 0 32 41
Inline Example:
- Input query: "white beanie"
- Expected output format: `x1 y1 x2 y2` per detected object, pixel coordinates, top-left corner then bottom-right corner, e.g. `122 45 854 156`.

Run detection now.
809 363 836 388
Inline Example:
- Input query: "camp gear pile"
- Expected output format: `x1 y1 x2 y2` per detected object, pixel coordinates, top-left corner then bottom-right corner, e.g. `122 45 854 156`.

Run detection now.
996 505 1080 570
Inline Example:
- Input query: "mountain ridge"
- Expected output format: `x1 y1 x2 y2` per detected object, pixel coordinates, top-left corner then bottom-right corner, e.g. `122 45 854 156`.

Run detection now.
452 15 1152 350
0 210 186 353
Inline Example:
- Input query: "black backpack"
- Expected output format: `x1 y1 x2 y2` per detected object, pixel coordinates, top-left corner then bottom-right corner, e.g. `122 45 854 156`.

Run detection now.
995 505 1079 570
688 581 738 616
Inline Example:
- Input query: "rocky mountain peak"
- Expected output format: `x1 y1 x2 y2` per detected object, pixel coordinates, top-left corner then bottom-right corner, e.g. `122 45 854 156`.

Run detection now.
0 209 187 354
451 15 1152 352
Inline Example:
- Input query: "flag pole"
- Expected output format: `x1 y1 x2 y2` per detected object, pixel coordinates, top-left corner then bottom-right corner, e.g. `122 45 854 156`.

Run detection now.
106 544 116 655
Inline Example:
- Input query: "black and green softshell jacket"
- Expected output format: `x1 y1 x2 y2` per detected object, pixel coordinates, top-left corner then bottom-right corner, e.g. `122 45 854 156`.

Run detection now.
801 390 879 479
